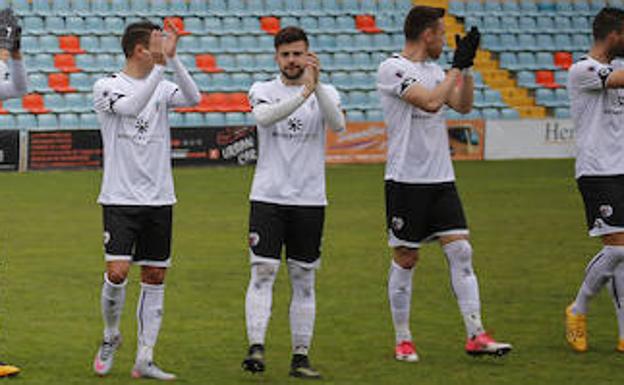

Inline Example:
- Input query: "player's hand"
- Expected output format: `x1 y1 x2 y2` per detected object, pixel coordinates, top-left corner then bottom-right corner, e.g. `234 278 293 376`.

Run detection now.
148 29 165 65
301 56 319 96
304 52 321 85
451 33 473 70
465 26 480 61
163 19 180 59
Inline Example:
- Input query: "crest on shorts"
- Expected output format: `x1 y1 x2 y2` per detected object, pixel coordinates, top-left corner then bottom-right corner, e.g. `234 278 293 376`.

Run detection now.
391 216 404 231
600 204 614 218
103 231 111 245
249 232 260 247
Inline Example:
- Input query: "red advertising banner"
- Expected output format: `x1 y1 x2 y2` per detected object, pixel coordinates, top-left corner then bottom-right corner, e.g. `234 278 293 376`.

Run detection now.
327 120 485 164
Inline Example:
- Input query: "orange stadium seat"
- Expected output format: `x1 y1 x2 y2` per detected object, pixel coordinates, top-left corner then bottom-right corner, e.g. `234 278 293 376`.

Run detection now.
554 52 573 70
355 15 382 33
260 16 280 35
164 16 191 36
228 93 251 112
59 35 85 54
22 93 50 114
195 54 223 73
54 54 80 73
535 70 560 89
48 73 76 93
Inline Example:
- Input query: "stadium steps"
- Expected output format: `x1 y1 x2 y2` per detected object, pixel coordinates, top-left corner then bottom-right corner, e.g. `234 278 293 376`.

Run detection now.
445 14 546 118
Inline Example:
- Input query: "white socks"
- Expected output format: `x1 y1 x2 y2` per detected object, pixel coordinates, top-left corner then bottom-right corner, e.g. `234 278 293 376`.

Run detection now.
136 282 165 363
288 262 316 355
101 273 127 340
388 260 414 343
443 240 484 339
573 246 624 315
245 262 279 346
610 262 624 340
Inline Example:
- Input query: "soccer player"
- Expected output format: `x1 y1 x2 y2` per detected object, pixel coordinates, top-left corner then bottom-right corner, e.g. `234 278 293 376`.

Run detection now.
91 20 200 380
377 6 512 362
241 26 345 379
566 7 624 353
0 7 25 379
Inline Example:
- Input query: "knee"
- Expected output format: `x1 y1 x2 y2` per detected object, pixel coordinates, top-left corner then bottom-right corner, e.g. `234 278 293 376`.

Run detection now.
444 240 473 267
393 247 419 269
141 267 167 285
288 263 315 298
106 264 130 284
251 262 279 289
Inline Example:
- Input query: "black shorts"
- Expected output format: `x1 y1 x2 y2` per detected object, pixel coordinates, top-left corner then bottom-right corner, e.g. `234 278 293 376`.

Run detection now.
385 180 468 248
102 205 173 267
248 201 325 266
577 175 624 237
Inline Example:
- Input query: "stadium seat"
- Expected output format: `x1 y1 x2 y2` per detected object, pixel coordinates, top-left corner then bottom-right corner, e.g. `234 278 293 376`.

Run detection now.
80 113 98 128
302 0 323 15
24 17 45 35
536 52 557 70
49 73 76 93
516 70 538 88
484 0 503 13
40 35 61 53
29 73 50 93
572 34 591 50
196 54 223 73
554 107 571 118
204 113 225 127
184 112 206 127
225 112 246 126
499 52 518 70
554 52 573 70
45 94 67 112
591 0 607 12
482 34 501 51
501 108 520 119
519 0 538 13
355 15 382 33
23 93 50 114
54 54 80 73
164 17 191 36
554 16 573 33
572 16 589 31
59 36 86 54
33 53 56 72
535 88 556 107
260 17 280 35
70 73 93 92
448 0 465 16
59 113 80 129
535 70 560 88
556 1 574 13
37 114 58 129
499 34 518 51
481 108 500 119
518 34 537 51
555 71 569 86
65 93 90 113
537 0 556 12
516 52 537 70
347 110 366 122
465 1 484 14
45 17 67 34
242 16 261 31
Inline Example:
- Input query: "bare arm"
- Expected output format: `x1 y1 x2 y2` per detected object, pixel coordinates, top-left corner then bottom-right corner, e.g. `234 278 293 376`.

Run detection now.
606 70 624 88
446 71 474 114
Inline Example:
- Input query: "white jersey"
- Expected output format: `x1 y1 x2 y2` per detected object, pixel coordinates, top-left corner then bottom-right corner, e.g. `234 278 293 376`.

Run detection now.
569 56 624 178
248 76 340 206
377 54 454 184
93 63 194 206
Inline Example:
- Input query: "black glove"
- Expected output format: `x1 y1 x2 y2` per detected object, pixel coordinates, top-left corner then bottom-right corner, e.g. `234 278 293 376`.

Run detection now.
465 26 481 61
0 8 20 52
11 25 20 52
451 34 473 69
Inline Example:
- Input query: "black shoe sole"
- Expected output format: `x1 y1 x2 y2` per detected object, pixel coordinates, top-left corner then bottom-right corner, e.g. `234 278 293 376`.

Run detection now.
466 347 512 357
242 358 265 374
289 369 322 380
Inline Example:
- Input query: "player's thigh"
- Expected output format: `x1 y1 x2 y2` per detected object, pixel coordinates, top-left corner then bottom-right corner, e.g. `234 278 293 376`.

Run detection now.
578 176 624 238
135 205 172 265
284 206 325 264
249 201 285 260
385 180 430 247
428 183 469 236
102 205 141 260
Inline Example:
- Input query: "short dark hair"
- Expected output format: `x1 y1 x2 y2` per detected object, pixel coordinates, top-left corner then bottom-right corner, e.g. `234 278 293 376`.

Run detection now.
593 7 624 41
403 5 445 41
274 26 309 49
121 20 161 58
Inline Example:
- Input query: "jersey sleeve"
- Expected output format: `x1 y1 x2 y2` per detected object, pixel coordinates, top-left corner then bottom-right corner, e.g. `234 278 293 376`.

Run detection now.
248 82 272 109
377 59 421 98
570 61 614 91
93 78 123 114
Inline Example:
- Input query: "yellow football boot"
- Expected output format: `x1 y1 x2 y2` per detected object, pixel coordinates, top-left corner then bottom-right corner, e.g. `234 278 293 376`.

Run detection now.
616 339 624 353
566 304 588 352
0 362 20 378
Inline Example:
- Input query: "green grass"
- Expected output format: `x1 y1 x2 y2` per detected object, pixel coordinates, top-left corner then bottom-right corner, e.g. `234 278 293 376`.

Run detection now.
0 159 622 384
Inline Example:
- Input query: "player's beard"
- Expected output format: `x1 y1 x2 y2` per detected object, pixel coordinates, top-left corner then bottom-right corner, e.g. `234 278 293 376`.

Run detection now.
281 65 304 81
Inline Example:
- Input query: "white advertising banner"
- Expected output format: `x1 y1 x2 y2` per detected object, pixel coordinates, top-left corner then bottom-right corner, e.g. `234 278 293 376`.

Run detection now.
484 119 576 160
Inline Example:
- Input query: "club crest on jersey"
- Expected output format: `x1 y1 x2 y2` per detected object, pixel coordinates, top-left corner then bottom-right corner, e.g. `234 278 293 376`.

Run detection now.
133 118 149 145
391 216 405 231
600 204 614 218
103 231 111 245
287 117 303 133
249 232 260 247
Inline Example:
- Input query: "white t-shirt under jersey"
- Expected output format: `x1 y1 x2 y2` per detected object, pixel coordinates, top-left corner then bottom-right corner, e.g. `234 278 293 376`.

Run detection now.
248 76 340 206
377 54 454 184
93 68 182 206
569 56 624 178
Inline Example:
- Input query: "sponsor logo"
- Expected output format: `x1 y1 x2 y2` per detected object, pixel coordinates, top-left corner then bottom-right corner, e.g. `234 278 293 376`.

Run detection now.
391 216 404 231
600 204 614 218
287 117 303 133
249 232 260 247
133 118 149 145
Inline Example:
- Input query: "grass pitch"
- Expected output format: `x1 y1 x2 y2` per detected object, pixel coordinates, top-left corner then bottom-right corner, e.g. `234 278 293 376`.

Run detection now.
0 159 622 384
